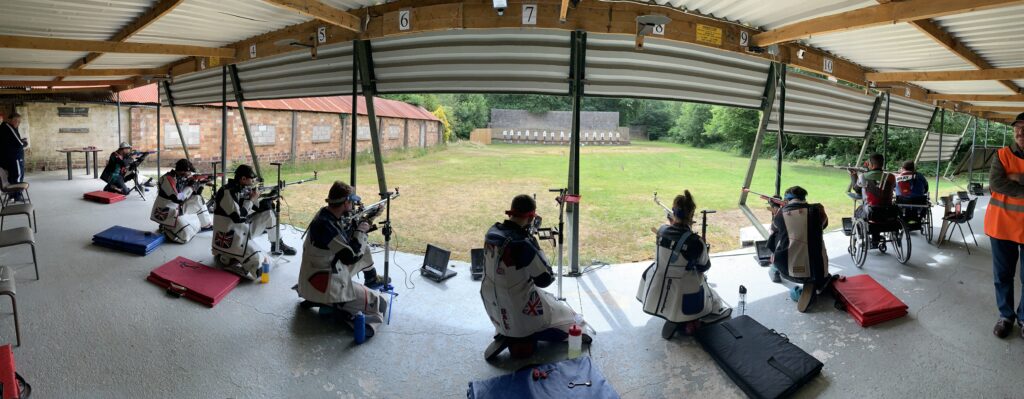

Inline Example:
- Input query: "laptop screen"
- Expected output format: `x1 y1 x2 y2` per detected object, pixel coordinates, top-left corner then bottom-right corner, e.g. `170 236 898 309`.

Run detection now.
424 244 451 272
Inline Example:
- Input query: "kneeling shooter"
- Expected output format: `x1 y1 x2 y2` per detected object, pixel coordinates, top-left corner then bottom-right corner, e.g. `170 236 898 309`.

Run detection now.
151 159 213 243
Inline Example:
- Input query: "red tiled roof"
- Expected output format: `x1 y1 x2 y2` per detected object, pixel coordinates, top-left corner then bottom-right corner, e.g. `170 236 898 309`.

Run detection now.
116 84 439 122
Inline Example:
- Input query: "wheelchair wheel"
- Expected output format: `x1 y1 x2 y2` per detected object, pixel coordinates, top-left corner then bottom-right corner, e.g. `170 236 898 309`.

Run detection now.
850 219 869 268
921 209 933 243
890 219 912 264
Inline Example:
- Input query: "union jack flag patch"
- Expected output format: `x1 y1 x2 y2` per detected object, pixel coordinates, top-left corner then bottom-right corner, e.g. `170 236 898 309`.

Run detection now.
522 291 544 316
153 207 170 220
214 230 234 249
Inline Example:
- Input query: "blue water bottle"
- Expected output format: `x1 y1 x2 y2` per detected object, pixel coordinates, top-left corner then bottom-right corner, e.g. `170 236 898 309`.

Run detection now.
353 311 366 344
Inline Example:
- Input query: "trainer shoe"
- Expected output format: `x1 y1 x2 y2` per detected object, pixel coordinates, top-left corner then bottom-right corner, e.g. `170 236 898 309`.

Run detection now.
797 282 815 313
364 274 391 289
769 265 782 283
661 321 679 340
993 318 1014 339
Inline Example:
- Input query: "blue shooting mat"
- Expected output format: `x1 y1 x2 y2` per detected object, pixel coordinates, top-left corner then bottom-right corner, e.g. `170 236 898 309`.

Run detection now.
468 357 619 399
92 226 165 256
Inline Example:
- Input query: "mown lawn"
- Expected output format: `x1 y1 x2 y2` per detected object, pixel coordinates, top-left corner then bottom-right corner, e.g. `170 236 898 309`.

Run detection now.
274 141 968 263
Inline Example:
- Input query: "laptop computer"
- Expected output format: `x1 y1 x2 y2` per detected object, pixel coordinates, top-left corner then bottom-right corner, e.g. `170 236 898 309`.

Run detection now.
421 244 457 282
470 248 485 281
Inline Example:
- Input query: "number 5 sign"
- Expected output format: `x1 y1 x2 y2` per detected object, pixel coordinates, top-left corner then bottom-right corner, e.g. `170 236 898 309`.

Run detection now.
399 10 411 31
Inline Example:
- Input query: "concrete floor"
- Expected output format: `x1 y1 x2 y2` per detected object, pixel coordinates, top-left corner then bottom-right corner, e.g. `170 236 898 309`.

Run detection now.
1 169 1020 398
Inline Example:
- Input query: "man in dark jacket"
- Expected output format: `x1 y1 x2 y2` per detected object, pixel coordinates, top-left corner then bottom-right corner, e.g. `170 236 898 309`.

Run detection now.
0 113 27 201
767 186 831 312
100 142 140 195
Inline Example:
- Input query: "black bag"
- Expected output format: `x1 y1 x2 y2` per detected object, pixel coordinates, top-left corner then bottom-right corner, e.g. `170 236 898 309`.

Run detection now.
695 315 822 399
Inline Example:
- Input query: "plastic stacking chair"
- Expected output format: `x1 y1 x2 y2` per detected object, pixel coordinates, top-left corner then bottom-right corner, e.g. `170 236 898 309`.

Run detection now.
1 201 36 233
942 198 978 254
0 180 29 207
0 227 37 280
0 266 20 346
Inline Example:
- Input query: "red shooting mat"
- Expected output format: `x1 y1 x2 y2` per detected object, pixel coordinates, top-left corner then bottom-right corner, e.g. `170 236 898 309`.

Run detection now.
84 190 126 204
147 257 240 308
834 274 909 327
0 344 18 399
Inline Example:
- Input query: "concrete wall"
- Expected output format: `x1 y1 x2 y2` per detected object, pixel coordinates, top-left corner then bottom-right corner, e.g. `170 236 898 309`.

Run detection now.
18 101 442 172
489 127 631 145
489 109 620 131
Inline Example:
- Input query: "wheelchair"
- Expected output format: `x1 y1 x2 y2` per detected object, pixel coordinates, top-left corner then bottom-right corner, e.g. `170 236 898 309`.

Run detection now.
843 197 912 268
895 196 933 243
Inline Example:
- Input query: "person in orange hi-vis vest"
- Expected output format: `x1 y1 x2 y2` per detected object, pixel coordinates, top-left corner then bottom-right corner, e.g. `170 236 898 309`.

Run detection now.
988 112 1024 339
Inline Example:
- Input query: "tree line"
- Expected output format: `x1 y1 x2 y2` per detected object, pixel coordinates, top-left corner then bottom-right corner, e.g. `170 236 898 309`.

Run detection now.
383 93 1011 174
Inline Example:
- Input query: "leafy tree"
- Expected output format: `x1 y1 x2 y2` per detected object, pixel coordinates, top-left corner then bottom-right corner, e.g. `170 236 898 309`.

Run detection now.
668 102 713 146
432 105 453 142
447 94 490 139
705 106 760 152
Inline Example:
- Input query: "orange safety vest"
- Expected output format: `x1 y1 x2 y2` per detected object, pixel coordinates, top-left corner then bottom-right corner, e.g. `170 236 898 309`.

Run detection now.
985 147 1024 243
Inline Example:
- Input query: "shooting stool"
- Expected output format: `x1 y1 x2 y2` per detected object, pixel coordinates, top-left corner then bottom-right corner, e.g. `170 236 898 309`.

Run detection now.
0 267 20 346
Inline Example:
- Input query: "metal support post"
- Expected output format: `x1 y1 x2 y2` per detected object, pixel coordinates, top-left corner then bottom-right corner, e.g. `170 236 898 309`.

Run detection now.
565 30 586 277
221 65 228 185
163 81 191 162
229 64 263 180
738 62 779 239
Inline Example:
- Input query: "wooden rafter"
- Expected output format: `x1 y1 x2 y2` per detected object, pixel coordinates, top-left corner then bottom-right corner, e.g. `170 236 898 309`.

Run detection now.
0 67 164 77
0 35 234 58
752 0 1024 46
0 88 112 95
909 20 1021 94
962 105 1024 113
66 0 186 71
867 67 1024 82
263 0 362 32
928 93 1024 102
0 80 131 87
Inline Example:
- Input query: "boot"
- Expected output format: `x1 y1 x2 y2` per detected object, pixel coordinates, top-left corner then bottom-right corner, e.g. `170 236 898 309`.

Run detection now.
272 240 297 256
484 335 508 361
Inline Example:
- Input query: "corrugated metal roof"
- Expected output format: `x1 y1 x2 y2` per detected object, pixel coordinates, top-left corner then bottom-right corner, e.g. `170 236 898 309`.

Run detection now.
128 0 310 47
84 54 184 69
118 83 439 121
0 48 88 70
932 4 1024 69
0 0 154 40
623 0 875 30
915 81 1011 95
805 24 973 72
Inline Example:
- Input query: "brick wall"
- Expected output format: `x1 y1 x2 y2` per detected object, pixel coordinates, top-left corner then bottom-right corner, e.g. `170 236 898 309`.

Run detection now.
19 102 130 171
20 101 441 173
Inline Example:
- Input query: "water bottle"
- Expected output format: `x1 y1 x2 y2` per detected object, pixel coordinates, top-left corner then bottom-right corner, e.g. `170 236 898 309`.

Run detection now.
738 285 747 316
353 311 367 345
567 324 582 359
260 262 270 284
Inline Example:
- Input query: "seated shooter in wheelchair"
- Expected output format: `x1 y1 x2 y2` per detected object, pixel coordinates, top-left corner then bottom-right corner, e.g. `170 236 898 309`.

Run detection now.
894 160 933 242
843 154 912 267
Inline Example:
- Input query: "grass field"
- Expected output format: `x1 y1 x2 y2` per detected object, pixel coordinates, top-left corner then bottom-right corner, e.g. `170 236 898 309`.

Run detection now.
273 141 968 263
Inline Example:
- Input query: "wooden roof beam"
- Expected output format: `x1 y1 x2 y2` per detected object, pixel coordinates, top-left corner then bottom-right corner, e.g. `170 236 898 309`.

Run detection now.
909 19 1021 94
962 105 1024 113
0 67 165 77
0 79 132 87
0 88 112 95
752 0 1024 46
0 35 234 58
928 93 1024 102
867 67 1024 82
263 0 362 33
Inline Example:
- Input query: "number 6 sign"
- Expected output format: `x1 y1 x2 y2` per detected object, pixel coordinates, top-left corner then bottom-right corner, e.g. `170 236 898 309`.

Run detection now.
399 10 411 31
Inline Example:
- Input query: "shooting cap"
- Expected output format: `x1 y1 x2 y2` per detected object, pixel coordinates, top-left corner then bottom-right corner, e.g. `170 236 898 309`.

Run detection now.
174 159 196 173
1012 112 1024 127
118 141 132 150
326 181 358 205
234 164 257 179
505 194 537 218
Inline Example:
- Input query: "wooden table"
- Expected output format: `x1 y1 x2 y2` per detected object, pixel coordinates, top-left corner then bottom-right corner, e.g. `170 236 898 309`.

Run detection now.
56 148 102 180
